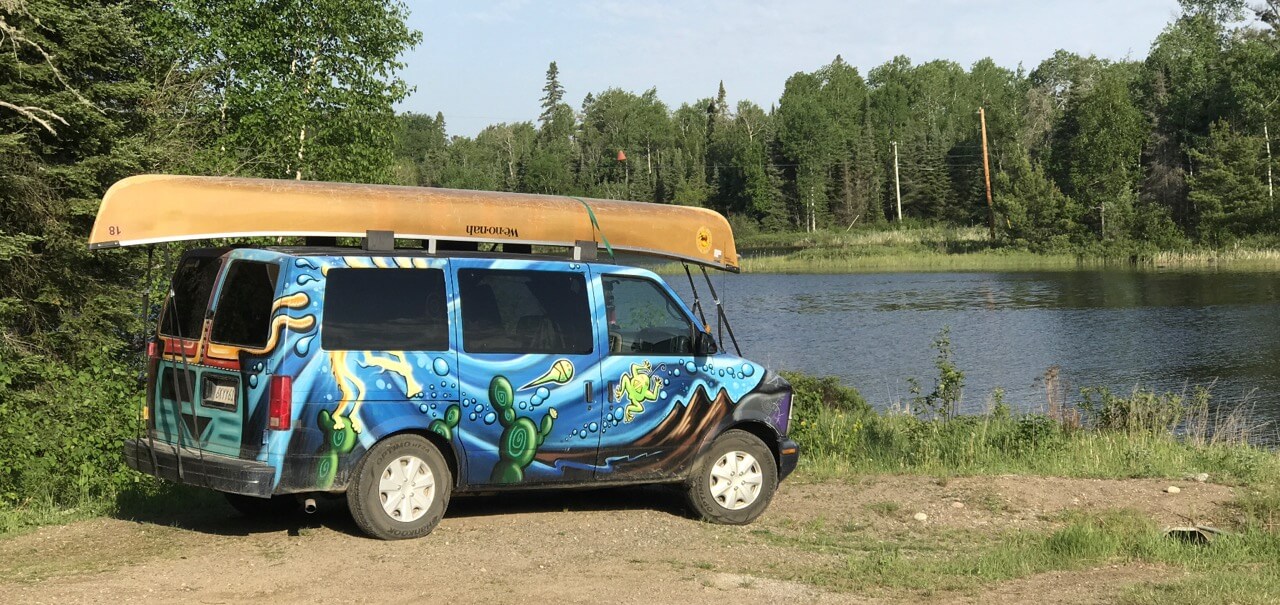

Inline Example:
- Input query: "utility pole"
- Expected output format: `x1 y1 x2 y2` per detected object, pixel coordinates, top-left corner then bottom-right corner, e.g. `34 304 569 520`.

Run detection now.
979 107 996 240
1266 122 1274 209
892 141 902 222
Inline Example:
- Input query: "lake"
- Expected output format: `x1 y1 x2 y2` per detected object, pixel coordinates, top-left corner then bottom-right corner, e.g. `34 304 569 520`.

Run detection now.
672 271 1280 434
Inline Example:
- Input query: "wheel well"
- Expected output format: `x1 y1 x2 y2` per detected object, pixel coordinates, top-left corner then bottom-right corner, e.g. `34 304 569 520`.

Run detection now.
725 421 780 467
382 428 461 488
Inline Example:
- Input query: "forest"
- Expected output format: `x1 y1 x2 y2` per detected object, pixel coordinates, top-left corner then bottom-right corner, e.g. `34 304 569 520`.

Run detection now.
0 0 1278 506
395 1 1280 252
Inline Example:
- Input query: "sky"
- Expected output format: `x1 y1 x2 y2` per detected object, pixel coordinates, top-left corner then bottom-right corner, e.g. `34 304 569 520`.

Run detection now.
399 0 1186 137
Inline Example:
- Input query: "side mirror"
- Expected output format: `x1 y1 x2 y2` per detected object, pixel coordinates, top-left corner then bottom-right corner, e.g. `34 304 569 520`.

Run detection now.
694 330 719 356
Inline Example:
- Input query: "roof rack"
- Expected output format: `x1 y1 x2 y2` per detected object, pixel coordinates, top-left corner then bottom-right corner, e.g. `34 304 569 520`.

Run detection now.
87 175 739 271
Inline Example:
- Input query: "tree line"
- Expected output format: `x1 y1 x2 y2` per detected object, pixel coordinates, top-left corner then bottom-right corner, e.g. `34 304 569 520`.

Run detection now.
395 0 1280 251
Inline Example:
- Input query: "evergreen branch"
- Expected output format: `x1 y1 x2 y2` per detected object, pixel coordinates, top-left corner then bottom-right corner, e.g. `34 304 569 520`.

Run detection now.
0 100 67 134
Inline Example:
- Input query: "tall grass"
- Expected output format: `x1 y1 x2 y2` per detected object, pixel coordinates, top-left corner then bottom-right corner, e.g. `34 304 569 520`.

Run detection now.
783 371 1280 486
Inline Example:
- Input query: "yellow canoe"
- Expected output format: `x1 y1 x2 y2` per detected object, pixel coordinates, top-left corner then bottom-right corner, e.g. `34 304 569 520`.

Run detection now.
87 175 739 271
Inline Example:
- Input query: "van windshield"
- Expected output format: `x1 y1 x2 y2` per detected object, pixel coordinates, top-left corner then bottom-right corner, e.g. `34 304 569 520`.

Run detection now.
160 255 221 339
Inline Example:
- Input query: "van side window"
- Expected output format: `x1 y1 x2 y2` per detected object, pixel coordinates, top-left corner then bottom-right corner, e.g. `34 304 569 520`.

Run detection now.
210 261 280 348
604 276 695 355
459 269 593 355
160 255 221 339
322 268 449 351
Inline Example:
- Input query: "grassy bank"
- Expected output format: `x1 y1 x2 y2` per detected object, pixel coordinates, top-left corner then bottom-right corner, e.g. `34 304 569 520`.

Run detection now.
772 370 1280 602
738 226 1280 273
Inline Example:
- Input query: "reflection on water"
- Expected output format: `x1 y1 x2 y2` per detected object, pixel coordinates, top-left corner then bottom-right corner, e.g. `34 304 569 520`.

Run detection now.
671 271 1280 433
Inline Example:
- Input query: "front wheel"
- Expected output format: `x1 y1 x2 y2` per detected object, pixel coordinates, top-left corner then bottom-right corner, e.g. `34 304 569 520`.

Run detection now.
347 434 452 540
685 429 778 525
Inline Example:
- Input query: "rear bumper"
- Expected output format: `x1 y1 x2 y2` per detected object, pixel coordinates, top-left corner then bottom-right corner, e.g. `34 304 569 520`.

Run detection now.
124 438 276 498
778 438 800 481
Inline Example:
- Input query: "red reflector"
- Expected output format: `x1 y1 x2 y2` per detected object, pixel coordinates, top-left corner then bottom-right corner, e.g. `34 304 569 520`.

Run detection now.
147 340 159 358
268 375 292 431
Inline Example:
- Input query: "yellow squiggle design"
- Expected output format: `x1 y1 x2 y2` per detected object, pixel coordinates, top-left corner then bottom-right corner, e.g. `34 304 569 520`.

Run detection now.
328 350 369 432
360 352 424 399
328 351 426 433
271 292 310 313
241 314 316 355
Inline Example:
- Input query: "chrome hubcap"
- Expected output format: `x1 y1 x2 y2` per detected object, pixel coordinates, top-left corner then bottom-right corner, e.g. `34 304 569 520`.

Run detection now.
709 450 763 511
379 454 435 522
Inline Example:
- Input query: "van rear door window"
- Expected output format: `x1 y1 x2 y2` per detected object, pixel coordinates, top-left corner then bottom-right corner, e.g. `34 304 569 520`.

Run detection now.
160 255 221 339
322 268 449 351
210 261 280 348
459 269 593 355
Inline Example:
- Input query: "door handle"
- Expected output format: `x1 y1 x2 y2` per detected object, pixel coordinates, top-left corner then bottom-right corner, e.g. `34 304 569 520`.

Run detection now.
608 382 616 403
584 381 593 404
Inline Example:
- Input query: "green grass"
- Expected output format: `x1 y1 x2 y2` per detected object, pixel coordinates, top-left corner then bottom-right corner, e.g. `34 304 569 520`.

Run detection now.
739 509 1280 600
736 226 1280 273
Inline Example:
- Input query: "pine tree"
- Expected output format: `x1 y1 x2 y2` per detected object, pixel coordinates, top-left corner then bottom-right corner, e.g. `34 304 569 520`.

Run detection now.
539 61 566 126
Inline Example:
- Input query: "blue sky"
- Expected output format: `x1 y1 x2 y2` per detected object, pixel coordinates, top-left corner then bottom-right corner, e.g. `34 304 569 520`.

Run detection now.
400 1 1184 137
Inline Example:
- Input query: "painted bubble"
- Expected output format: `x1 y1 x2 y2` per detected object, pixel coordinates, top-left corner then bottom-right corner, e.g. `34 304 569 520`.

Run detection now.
660 390 667 399
673 369 680 377
519 401 527 410
419 403 430 414
483 412 496 425
572 429 579 436
613 408 625 421
589 422 599 432
685 361 697 373
536 387 550 400
469 413 478 422
450 382 457 389
579 431 588 440
530 395 542 407
430 403 437 410
432 357 450 376
441 380 448 387
248 375 258 388
431 392 438 399
294 334 315 356
376 379 387 390
742 364 754 377
473 404 483 413
664 378 670 385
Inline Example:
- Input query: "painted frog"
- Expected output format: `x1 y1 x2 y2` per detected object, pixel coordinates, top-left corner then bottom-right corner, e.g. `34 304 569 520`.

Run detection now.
614 360 662 423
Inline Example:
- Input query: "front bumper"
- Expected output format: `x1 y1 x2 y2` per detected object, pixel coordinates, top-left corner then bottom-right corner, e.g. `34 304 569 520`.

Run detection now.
124 438 276 498
778 438 800 481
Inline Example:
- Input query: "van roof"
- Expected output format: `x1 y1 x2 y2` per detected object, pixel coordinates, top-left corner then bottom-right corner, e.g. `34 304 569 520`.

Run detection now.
88 175 739 271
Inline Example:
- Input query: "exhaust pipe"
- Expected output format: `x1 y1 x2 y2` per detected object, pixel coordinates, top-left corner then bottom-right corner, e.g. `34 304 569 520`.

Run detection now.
303 498 317 514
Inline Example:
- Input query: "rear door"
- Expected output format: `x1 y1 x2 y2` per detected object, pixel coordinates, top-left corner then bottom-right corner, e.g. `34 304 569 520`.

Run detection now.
152 253 282 458
452 260 604 486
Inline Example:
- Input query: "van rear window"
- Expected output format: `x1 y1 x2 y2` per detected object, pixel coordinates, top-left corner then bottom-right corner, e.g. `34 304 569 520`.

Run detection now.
210 261 280 348
322 268 449 351
160 255 221 339
459 269 593 355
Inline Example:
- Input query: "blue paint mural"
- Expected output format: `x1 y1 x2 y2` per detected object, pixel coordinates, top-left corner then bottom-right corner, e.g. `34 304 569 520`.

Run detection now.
151 249 790 495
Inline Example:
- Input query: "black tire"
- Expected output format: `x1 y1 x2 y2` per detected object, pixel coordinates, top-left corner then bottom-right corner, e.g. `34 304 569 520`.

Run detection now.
223 493 300 517
347 434 451 540
685 429 778 525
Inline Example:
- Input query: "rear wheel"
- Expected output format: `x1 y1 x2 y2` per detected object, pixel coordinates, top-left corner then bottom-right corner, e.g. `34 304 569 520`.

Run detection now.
347 434 451 540
685 430 778 525
223 493 300 517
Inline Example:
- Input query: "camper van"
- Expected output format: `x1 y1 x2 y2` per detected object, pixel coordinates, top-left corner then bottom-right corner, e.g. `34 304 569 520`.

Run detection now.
90 175 798 540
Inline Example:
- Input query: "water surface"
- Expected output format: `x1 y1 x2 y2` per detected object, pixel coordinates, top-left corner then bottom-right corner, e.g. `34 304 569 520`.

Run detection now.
673 272 1280 430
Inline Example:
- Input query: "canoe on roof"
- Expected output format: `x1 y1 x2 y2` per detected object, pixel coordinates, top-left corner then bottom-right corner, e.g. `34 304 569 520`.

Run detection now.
87 175 739 271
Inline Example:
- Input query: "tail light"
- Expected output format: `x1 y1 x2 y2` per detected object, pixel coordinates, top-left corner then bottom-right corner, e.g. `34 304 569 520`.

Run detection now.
146 339 159 359
268 375 292 431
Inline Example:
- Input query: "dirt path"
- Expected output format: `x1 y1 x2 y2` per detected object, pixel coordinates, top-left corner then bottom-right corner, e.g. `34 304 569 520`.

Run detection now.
0 475 1234 604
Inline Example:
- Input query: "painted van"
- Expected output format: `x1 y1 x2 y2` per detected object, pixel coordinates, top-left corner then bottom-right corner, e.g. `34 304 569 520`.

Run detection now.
92 175 799 539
